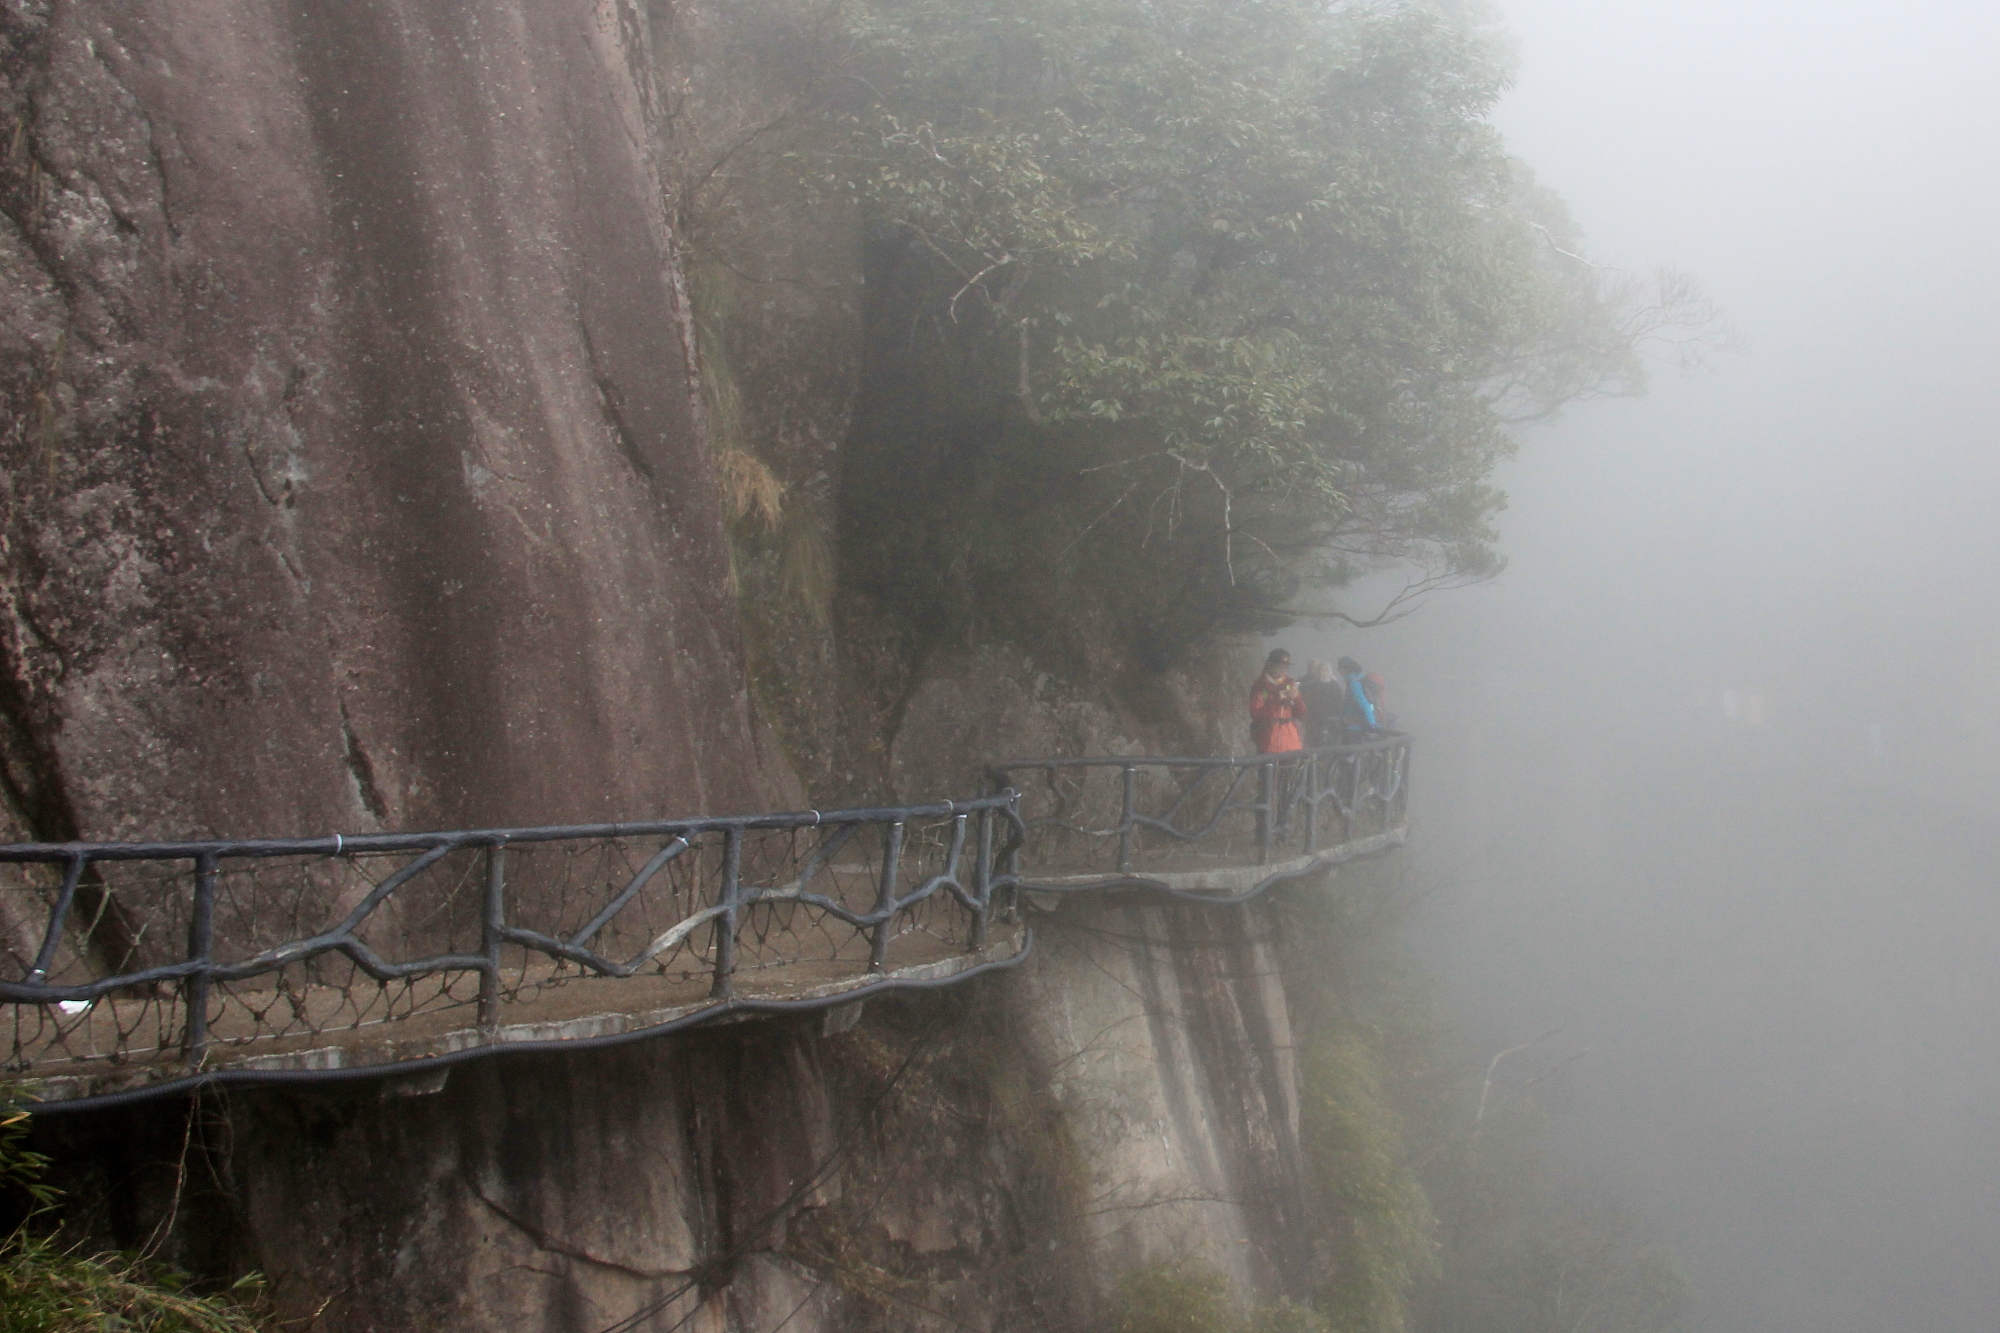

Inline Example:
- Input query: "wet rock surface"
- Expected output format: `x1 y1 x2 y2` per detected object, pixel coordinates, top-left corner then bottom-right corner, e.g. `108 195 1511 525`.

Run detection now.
0 0 796 844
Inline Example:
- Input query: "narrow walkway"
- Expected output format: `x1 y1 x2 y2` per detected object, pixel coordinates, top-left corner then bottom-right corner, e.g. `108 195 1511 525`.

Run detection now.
0 738 1410 1110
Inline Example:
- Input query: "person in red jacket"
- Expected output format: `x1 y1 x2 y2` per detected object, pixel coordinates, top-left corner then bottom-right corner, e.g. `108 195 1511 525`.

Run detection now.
1249 648 1307 753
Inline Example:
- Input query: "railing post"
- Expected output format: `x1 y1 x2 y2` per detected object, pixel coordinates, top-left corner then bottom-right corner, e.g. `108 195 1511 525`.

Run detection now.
709 828 744 999
1396 739 1412 828
28 853 86 983
1003 791 1022 920
1345 749 1361 836
1275 756 1297 847
972 806 994 951
1303 753 1319 854
1117 765 1137 873
1368 747 1385 833
182 852 218 1068
869 821 905 973
479 843 506 1033
1256 762 1273 865
987 769 1016 923
1372 746 1387 832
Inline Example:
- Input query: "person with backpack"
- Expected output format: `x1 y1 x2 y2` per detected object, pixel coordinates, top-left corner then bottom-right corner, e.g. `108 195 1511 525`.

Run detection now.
1337 657 1379 738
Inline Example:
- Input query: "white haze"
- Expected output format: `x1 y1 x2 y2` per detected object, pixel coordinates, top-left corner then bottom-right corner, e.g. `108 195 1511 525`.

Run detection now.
1300 2 2000 1329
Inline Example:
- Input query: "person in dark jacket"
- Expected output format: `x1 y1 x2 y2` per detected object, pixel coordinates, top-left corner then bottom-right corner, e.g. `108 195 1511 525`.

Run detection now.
1299 660 1346 747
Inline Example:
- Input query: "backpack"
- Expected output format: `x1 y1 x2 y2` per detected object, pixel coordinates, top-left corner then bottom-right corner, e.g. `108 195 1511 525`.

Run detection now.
1362 672 1386 711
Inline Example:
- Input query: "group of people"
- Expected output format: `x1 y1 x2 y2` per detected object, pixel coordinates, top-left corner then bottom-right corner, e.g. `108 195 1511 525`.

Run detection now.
1248 649 1389 753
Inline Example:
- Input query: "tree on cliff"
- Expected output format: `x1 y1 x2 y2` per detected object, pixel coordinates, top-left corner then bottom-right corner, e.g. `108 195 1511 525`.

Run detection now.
807 0 1720 661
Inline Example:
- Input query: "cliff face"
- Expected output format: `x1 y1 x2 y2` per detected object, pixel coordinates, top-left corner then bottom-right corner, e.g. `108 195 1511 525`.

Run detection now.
0 0 796 843
31 892 1317 1331
3 7 1338 1331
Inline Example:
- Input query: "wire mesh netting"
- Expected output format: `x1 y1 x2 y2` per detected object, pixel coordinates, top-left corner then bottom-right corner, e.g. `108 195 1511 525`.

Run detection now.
995 737 1412 881
0 802 1014 1084
0 737 1410 1097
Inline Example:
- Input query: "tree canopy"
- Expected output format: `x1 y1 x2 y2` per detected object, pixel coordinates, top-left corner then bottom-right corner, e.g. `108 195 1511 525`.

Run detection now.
802 0 1713 663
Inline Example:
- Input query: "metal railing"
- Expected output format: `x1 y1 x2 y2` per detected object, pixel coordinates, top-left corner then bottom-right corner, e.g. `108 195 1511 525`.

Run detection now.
990 734 1411 896
0 796 1021 1102
0 735 1415 1109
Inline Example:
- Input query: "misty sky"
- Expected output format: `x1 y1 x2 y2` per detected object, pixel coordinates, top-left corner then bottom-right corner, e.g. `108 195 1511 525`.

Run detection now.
1491 0 2000 661
1304 3 2000 1330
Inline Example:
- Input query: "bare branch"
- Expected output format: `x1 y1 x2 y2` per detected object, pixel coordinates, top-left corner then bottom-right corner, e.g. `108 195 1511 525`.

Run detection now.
1016 320 1045 425
1060 480 1140 558
1531 222 1622 273
1473 1027 1563 1138
1260 562 1504 628
948 253 1014 323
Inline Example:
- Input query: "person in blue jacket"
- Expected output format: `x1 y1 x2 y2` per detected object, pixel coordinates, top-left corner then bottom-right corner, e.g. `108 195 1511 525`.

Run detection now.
1337 657 1378 737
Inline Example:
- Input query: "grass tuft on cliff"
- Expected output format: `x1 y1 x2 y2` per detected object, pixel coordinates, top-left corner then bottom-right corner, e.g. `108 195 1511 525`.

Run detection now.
0 1106 272 1333
0 1236 269 1333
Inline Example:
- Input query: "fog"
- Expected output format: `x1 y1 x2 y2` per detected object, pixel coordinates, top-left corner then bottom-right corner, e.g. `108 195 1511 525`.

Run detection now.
1304 2 2000 1329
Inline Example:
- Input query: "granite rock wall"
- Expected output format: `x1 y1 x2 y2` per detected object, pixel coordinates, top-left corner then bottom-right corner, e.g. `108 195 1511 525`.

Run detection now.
0 0 797 845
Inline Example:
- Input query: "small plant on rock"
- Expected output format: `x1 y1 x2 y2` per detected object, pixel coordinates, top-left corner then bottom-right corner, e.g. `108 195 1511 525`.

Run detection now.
0 1101 272 1332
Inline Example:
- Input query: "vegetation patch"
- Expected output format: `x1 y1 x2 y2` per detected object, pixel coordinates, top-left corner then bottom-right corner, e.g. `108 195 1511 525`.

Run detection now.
1108 1259 1336 1333
0 1108 272 1333
0 1234 268 1333
1302 1033 1438 1333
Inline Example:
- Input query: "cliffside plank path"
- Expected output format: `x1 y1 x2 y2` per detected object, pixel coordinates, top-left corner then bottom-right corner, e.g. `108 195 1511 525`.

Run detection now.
0 736 1410 1111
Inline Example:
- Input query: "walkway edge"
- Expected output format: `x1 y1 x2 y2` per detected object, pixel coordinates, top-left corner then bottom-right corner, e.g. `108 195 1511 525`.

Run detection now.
1017 828 1408 906
18 929 1036 1115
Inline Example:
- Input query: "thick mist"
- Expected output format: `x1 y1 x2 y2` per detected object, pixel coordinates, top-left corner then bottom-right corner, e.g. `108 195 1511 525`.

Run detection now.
1301 2 2000 1329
